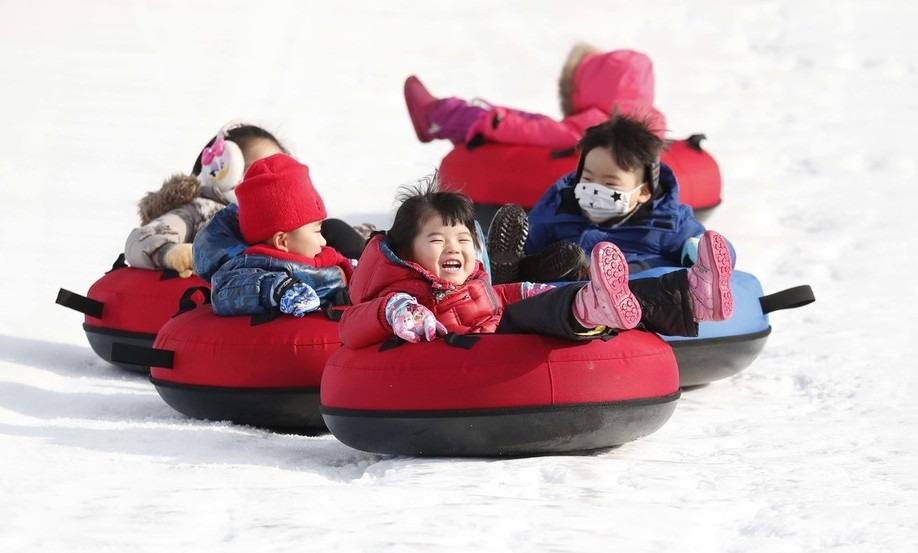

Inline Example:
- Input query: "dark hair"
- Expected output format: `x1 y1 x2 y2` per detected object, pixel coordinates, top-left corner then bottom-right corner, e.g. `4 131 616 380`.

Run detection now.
190 124 287 176
387 173 481 258
574 113 663 198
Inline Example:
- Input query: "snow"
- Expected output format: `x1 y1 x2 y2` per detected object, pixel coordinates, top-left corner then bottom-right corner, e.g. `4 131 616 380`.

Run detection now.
2 0 918 551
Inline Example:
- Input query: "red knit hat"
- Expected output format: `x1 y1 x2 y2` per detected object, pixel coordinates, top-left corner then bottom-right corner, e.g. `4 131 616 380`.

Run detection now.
236 153 327 244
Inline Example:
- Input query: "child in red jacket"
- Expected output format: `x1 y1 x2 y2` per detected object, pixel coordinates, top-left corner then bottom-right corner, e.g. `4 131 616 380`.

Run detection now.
403 44 666 151
338 179 733 348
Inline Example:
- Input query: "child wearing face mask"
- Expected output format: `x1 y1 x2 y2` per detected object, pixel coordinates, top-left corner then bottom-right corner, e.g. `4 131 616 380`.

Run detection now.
517 114 728 274
338 178 734 348
209 154 354 318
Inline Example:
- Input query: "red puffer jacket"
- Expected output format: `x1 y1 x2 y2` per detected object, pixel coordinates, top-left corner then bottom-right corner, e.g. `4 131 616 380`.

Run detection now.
339 235 524 349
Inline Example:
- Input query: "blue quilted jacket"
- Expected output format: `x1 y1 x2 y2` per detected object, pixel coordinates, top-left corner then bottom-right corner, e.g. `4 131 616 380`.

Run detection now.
524 164 712 271
194 204 348 316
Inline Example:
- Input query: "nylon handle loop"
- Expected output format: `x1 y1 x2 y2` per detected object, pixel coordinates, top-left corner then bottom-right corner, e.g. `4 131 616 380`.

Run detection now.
759 285 815 314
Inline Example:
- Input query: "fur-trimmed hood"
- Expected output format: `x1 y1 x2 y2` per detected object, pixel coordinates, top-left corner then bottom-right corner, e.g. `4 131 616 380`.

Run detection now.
558 44 657 117
138 174 229 225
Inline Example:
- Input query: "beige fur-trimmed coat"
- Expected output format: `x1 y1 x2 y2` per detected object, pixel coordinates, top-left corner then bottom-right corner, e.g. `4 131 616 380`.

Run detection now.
124 174 229 270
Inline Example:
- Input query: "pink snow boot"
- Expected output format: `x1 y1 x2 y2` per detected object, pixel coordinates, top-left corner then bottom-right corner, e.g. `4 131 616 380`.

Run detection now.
687 230 734 322
404 76 439 143
572 242 642 330
404 76 487 144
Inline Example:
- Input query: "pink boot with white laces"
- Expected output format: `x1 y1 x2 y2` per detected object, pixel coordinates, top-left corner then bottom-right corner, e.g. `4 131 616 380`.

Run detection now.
688 230 734 322
572 242 642 330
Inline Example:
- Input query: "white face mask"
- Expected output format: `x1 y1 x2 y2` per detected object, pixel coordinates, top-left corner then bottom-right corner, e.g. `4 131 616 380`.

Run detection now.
574 181 644 221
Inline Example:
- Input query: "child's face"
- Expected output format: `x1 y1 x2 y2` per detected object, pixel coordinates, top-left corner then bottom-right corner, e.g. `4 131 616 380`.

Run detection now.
580 147 651 218
409 215 477 286
282 220 326 258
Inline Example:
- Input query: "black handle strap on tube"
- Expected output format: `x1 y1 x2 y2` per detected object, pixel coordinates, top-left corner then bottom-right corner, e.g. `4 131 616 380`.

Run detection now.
56 289 104 319
159 269 180 280
110 342 174 369
759 285 815 314
174 286 212 317
108 254 128 272
686 134 707 151
378 332 480 352
250 311 279 326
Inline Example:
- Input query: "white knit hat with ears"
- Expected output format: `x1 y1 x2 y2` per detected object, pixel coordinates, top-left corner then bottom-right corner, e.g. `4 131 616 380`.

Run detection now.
196 121 248 204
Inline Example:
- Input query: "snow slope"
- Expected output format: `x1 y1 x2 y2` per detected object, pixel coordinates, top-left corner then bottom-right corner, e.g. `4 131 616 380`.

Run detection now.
1 1 917 551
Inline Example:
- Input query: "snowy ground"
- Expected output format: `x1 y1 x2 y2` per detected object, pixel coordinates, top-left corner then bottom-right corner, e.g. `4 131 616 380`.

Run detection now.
2 1 917 551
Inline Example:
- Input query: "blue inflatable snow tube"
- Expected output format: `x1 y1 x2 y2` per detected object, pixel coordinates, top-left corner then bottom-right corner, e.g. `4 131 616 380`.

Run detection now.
631 268 766 386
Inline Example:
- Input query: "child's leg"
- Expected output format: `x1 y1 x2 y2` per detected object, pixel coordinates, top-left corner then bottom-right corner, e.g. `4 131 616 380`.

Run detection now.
495 242 641 340
322 218 367 260
688 230 734 322
570 242 642 330
628 271 698 337
495 283 586 339
628 231 735 337
404 76 488 144
519 241 588 283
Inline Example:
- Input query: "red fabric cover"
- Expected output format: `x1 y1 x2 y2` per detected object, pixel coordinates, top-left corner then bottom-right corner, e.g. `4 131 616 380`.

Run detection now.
321 330 679 411
340 235 524 349
438 138 722 210
84 267 210 334
150 305 339 388
243 244 354 281
439 143 577 207
659 140 722 209
236 153 327 244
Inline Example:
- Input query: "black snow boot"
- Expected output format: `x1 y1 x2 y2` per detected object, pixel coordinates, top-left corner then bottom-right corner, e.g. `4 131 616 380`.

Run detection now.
487 203 528 284
519 240 587 283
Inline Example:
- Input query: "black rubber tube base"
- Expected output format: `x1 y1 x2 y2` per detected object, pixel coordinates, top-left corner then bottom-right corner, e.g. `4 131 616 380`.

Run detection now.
151 378 326 434
322 392 680 457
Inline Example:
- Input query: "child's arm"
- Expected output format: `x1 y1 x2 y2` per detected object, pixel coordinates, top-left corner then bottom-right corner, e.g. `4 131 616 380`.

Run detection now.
338 295 397 349
384 293 447 343
211 257 317 317
124 211 193 271
193 204 248 282
339 293 447 348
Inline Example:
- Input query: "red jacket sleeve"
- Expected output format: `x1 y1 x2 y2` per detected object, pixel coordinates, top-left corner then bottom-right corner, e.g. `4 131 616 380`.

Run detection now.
492 283 524 306
338 294 396 349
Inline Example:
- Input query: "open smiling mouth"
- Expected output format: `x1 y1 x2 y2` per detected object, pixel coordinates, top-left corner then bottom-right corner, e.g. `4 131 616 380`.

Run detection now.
441 260 462 272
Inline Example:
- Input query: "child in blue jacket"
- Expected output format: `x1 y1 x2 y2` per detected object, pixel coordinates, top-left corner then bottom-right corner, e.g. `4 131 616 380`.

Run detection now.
522 114 730 274
208 154 354 317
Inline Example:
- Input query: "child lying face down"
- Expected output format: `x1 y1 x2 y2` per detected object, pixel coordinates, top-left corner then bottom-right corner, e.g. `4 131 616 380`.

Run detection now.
338 178 733 349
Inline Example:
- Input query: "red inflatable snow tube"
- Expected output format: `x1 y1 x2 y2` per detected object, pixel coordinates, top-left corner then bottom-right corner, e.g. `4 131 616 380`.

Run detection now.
321 330 681 456
56 256 210 373
126 305 341 431
438 135 722 226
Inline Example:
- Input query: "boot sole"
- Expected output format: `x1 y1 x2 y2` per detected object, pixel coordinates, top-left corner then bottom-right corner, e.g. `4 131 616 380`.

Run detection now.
703 231 734 320
487 205 528 284
591 243 641 329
